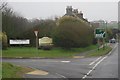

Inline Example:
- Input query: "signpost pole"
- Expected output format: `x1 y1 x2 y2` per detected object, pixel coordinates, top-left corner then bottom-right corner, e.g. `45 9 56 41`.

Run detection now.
97 38 100 50
34 30 39 55
36 35 38 50
103 37 105 50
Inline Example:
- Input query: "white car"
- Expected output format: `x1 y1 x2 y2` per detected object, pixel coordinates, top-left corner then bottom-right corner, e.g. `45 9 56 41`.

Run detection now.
109 38 116 43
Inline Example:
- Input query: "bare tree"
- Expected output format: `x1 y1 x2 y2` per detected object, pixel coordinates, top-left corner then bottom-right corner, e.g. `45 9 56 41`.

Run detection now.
0 1 7 11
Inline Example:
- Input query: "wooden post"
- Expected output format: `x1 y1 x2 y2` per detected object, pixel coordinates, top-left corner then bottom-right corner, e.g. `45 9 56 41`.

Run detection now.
97 38 100 50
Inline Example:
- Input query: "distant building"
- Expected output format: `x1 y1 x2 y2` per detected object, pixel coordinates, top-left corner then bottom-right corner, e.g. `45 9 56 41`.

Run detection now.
109 21 118 24
90 20 106 28
90 22 100 28
64 6 89 23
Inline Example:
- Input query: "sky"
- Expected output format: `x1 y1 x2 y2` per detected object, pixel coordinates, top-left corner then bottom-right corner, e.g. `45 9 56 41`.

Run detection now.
6 1 118 22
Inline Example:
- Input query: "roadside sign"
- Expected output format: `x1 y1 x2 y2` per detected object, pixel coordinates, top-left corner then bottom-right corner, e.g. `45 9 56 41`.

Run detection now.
34 30 38 37
10 40 30 44
95 28 105 38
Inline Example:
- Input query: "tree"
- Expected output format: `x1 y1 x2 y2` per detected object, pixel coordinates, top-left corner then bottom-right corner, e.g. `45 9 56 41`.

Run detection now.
52 16 94 49
0 2 7 11
2 4 31 39
21 19 57 46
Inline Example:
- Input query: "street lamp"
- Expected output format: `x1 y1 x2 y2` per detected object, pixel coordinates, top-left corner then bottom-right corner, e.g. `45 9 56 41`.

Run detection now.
34 30 39 49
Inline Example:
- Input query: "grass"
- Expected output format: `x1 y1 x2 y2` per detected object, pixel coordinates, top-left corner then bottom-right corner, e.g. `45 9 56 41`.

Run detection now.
0 62 1 79
2 45 97 58
87 46 112 57
2 62 33 78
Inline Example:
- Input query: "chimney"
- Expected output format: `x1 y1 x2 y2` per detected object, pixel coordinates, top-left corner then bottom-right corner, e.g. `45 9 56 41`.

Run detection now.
66 6 73 15
77 11 83 18
73 9 78 14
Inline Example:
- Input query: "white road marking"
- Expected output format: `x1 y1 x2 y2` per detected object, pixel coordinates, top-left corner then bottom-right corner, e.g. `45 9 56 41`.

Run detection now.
61 61 70 63
107 43 118 56
55 73 66 78
89 56 102 65
83 44 118 79
31 60 71 63
82 56 108 79
92 56 107 70
86 70 92 75
107 51 111 56
82 75 87 79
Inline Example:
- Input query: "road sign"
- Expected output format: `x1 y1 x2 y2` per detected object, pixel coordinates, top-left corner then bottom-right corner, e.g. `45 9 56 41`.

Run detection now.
34 30 38 37
95 28 105 38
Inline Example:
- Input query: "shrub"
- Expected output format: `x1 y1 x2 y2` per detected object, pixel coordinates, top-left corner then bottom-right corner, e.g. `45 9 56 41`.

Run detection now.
0 32 8 50
52 16 93 49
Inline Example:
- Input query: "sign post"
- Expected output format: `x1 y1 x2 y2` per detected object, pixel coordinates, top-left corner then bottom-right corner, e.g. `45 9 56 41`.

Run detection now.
34 30 39 49
95 28 105 50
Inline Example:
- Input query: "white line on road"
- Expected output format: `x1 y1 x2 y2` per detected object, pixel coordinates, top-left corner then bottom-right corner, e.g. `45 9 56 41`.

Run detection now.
89 56 102 65
82 75 87 79
82 56 108 79
55 73 66 78
107 43 118 56
107 51 111 56
61 61 71 63
92 56 107 70
86 70 92 76
82 43 118 79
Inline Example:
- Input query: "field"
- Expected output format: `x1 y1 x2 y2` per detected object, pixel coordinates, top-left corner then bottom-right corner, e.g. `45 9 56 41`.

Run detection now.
2 45 97 58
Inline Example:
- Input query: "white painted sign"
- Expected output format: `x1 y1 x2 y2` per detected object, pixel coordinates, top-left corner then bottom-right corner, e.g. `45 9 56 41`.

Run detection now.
95 34 103 38
10 40 30 44
39 37 52 46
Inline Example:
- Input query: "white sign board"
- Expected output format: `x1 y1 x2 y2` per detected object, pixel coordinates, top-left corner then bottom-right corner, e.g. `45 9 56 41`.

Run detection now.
39 37 52 46
95 34 103 38
10 40 30 44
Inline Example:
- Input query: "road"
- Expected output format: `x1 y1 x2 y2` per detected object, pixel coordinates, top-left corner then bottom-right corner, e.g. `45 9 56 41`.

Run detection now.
2 43 118 80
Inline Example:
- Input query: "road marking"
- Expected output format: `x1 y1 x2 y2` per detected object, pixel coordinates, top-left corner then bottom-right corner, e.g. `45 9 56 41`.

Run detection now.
89 56 102 65
107 51 111 56
107 43 118 56
92 56 107 70
82 56 107 79
61 61 70 63
55 73 66 78
31 60 60 62
82 75 87 79
86 70 92 75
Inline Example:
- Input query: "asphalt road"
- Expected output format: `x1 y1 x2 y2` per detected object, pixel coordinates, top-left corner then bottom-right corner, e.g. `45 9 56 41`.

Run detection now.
2 43 118 80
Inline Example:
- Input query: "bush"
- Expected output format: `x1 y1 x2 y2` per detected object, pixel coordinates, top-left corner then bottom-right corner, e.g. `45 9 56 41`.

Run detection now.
0 32 8 50
52 16 94 49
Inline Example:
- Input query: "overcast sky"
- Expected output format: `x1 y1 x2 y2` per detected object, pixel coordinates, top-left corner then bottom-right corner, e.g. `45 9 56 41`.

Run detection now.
8 2 118 22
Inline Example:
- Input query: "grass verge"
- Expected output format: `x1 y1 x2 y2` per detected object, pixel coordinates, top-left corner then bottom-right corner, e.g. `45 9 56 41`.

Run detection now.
2 45 97 58
2 62 33 78
86 46 112 57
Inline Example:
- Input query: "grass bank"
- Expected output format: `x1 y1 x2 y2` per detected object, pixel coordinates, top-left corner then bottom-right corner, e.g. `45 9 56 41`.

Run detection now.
2 62 33 78
2 45 97 58
86 46 112 57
